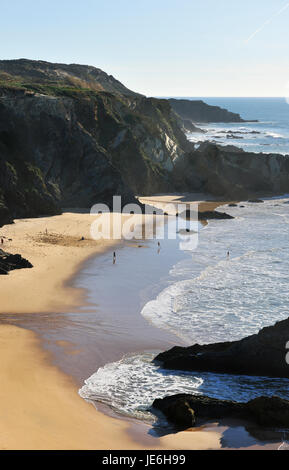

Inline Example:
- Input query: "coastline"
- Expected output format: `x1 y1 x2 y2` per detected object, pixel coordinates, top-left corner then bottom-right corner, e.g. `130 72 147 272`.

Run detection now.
0 324 222 450
0 199 224 450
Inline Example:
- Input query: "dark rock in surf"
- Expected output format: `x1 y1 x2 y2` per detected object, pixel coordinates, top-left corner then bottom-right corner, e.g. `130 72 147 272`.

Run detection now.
154 317 289 378
181 209 234 221
152 394 289 430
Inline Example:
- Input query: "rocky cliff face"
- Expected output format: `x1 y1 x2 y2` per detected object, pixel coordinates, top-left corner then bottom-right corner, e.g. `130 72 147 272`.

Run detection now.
173 142 289 199
1 59 288 228
0 60 191 226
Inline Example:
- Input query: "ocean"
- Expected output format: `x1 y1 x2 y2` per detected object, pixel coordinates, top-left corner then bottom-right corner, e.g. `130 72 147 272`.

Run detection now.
78 98 289 428
80 199 289 425
185 97 289 155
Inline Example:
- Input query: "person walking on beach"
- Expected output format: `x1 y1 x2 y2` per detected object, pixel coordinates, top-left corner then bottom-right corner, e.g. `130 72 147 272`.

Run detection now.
227 250 230 259
113 251 116 264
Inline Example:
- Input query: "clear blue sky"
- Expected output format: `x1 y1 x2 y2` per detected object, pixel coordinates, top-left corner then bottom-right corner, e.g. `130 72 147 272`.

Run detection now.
1 0 289 96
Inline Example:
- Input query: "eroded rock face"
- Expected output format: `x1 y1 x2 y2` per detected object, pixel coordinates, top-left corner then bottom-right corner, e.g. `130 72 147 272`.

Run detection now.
0 60 193 225
173 143 289 199
1 60 288 227
152 394 289 429
155 317 289 378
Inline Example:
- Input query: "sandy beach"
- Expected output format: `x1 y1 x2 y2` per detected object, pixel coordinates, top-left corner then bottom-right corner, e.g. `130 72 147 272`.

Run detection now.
0 197 224 450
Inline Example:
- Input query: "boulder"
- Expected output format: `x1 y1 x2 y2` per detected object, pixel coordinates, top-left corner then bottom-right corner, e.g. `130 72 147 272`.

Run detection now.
0 249 33 274
152 394 289 430
155 317 289 378
181 209 234 221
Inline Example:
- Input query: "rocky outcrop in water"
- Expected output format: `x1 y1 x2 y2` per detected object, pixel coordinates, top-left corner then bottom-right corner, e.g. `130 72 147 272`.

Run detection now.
152 394 289 429
155 317 289 378
0 248 33 274
181 209 234 220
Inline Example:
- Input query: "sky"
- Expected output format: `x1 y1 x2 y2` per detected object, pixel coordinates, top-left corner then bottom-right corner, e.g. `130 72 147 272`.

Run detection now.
1 0 289 97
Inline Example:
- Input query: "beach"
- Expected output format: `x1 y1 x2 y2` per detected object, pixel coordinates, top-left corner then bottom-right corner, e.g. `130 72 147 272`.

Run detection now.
0 197 224 450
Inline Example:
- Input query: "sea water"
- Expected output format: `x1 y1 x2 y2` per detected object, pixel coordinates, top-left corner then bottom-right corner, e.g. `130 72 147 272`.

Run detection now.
80 199 289 422
185 97 289 155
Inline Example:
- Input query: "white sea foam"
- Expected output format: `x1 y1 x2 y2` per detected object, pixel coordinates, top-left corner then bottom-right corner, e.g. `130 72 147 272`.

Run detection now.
79 352 203 422
265 132 286 139
80 199 289 422
79 351 289 422
141 200 289 344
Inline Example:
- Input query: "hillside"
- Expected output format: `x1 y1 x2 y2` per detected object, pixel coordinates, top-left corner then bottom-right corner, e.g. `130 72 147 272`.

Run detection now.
0 59 288 228
0 59 142 97
0 60 191 226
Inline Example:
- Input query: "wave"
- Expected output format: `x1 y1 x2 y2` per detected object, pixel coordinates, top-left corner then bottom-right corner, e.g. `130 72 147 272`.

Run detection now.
265 132 286 139
79 352 203 422
142 200 289 344
79 199 289 422
79 352 289 422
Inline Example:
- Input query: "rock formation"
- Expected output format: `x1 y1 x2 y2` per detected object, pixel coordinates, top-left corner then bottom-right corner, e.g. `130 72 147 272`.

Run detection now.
0 59 289 228
181 209 234 220
0 59 191 227
155 317 289 378
0 248 33 274
172 142 289 199
152 394 289 429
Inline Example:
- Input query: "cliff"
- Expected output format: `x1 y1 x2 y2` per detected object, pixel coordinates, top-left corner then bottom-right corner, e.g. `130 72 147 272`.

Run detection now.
0 59 191 226
173 142 289 199
1 59 288 229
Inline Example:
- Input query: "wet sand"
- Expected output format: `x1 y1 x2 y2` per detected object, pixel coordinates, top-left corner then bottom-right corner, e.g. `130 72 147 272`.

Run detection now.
0 196 282 450
0 324 222 450
0 201 224 450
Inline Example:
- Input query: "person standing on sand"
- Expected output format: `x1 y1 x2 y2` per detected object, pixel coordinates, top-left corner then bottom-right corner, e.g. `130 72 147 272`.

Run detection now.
227 251 230 259
113 251 116 264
